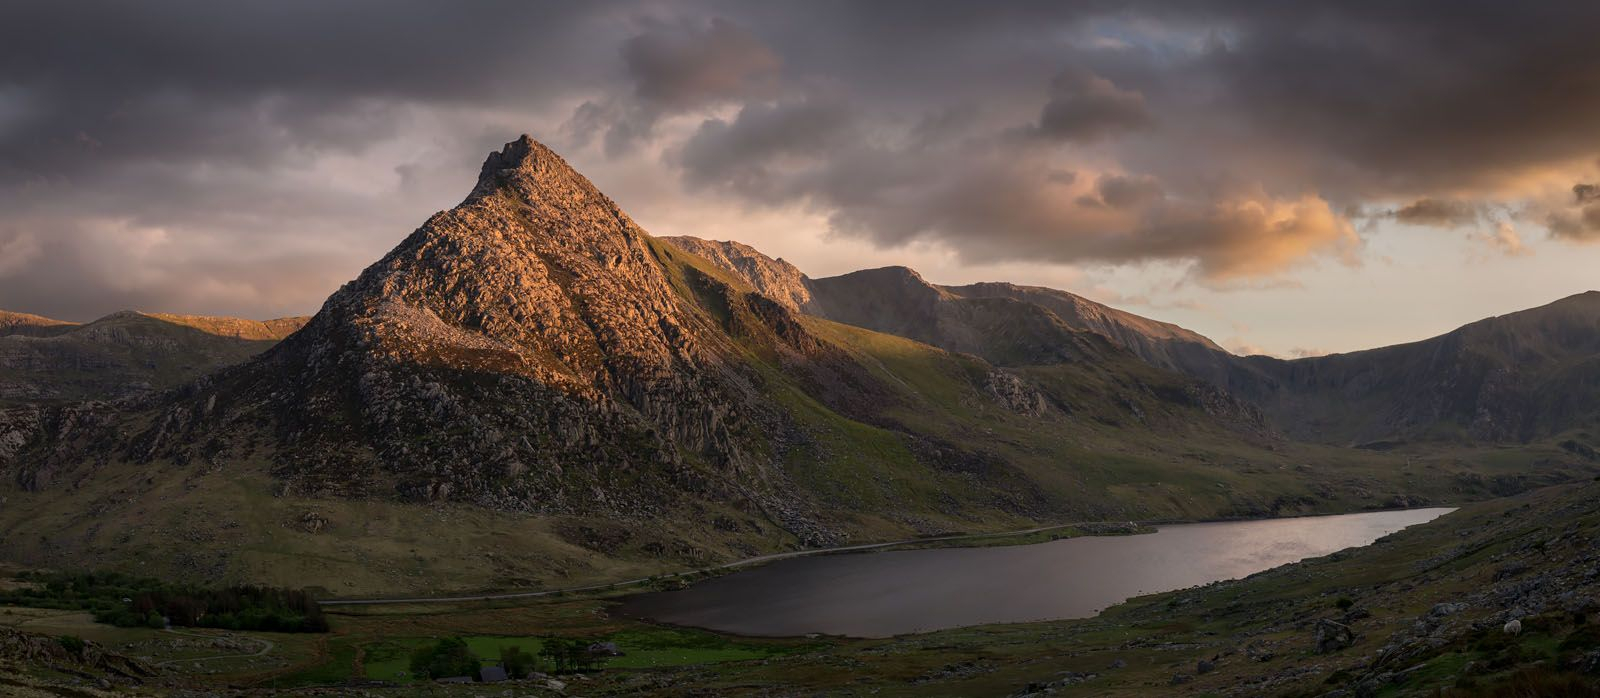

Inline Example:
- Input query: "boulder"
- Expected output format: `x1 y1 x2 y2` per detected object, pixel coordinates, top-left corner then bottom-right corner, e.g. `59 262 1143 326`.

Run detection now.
1316 619 1356 653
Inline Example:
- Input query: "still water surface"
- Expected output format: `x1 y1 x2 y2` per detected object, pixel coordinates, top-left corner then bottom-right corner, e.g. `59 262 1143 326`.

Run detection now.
620 507 1454 637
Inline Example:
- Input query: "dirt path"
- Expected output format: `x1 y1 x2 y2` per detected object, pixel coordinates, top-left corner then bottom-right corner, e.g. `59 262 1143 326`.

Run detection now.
153 628 275 667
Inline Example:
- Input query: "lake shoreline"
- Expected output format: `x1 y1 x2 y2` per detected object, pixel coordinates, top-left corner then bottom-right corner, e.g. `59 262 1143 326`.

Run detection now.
616 507 1458 638
320 503 1466 607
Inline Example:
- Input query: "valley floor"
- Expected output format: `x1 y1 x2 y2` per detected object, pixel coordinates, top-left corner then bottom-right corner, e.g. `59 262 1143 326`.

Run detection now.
7 480 1600 696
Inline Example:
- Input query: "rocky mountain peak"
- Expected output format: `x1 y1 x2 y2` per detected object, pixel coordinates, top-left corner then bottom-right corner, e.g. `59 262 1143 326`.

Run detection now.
468 135 594 203
173 135 787 512
306 135 702 391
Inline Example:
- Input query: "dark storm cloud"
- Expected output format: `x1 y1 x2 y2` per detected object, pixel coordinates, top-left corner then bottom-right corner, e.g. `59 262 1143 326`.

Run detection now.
675 99 856 202
570 17 783 156
1080 174 1164 210
622 18 782 109
6 0 1600 319
1030 68 1150 143
0 0 618 319
657 0 1600 271
1150 1 1600 195
1549 183 1600 242
1391 199 1486 229
678 101 1355 280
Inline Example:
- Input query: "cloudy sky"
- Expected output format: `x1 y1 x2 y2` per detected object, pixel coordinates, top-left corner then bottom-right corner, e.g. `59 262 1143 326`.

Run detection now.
3 1 1599 356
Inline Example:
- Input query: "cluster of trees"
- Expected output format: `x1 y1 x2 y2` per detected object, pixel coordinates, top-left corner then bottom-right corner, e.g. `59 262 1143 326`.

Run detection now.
408 637 480 679
406 637 603 680
538 637 602 673
0 571 327 633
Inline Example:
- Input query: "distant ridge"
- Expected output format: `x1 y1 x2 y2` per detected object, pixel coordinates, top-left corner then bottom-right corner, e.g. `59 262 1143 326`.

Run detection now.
662 236 1228 375
662 236 1600 446
0 310 308 404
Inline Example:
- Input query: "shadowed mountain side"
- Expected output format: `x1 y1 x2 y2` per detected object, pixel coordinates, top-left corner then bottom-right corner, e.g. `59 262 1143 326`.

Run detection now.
1230 291 1600 445
0 311 308 405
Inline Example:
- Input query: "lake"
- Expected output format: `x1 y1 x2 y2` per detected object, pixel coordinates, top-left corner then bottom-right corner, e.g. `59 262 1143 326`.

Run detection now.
618 507 1454 638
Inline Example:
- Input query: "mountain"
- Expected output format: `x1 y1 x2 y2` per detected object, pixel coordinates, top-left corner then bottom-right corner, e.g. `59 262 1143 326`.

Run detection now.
1230 291 1600 446
0 310 307 405
2 136 1523 594
0 310 77 338
662 237 1226 373
662 237 1600 449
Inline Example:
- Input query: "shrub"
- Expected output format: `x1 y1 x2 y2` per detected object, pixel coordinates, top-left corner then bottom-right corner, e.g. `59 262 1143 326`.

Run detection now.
500 645 533 678
1336 597 1355 610
409 637 479 679
2 571 328 633
56 635 85 656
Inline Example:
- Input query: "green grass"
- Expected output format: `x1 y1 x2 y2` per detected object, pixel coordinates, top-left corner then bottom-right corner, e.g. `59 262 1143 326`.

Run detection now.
277 638 358 686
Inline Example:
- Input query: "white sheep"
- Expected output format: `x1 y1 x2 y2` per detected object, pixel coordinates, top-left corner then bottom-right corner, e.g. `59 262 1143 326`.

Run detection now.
1503 619 1522 636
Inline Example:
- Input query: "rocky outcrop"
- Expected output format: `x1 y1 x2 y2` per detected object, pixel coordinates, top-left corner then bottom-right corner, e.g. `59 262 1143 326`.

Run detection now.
0 628 155 680
984 370 1051 417
661 236 817 314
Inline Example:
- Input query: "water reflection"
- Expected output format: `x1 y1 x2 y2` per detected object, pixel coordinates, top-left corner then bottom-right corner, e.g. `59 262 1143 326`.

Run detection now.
619 508 1454 637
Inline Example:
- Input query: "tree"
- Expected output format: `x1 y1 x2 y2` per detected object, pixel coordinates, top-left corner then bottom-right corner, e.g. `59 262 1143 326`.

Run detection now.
537 638 595 673
409 637 479 679
500 645 533 678
537 639 569 673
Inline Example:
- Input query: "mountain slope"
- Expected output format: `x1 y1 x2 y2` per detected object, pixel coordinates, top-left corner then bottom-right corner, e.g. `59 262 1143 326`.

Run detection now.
661 237 1600 448
658 236 816 313
1231 291 1600 445
662 237 1228 375
0 310 308 405
0 310 76 338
